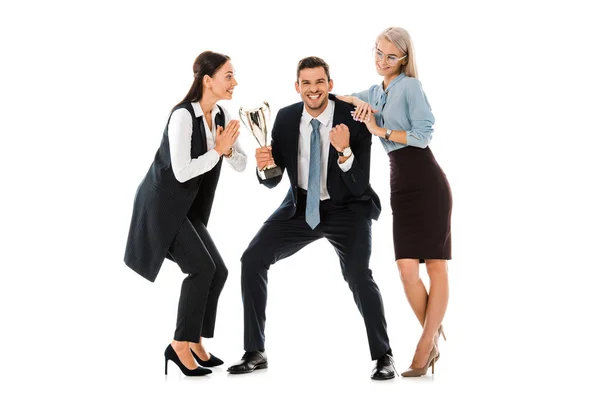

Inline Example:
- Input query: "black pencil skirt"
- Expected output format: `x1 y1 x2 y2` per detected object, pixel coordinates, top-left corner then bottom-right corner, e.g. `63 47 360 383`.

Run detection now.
389 146 452 262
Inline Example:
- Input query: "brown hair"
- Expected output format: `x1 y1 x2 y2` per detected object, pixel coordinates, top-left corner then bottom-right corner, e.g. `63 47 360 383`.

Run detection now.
296 56 331 81
176 51 230 107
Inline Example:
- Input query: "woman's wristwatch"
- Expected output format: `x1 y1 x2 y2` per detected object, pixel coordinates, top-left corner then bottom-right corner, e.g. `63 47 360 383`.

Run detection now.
385 129 393 140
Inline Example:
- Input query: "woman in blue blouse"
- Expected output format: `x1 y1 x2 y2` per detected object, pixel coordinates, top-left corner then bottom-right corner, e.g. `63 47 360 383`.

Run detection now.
338 27 452 377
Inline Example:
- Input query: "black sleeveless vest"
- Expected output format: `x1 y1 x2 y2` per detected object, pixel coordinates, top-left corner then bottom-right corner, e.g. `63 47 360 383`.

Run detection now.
124 102 225 282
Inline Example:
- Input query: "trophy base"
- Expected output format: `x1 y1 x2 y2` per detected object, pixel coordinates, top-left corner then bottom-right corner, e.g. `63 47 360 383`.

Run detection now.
261 166 283 179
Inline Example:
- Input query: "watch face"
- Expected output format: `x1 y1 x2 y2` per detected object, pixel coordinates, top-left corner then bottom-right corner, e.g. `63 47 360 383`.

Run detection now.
343 147 352 157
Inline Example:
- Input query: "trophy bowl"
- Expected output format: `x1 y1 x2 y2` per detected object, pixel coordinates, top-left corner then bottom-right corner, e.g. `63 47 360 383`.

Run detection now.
239 101 283 179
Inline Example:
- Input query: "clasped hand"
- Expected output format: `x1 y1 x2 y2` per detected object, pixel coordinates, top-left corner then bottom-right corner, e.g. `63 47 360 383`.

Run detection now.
215 120 240 156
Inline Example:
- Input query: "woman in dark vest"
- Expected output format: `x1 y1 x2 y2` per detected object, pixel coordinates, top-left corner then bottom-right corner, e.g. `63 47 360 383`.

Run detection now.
124 51 247 376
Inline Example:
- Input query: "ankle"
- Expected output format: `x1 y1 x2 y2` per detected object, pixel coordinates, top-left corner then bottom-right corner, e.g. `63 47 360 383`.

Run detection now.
416 338 435 352
171 340 189 351
421 329 438 343
190 341 206 349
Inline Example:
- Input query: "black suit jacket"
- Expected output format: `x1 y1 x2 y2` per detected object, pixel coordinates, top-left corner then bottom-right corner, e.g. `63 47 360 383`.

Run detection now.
259 94 381 222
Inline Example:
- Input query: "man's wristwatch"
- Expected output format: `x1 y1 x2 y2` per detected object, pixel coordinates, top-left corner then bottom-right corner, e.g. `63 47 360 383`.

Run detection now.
337 147 352 157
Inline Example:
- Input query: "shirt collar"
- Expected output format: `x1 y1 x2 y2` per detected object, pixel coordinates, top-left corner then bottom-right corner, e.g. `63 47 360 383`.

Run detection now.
301 98 334 128
191 102 220 120
382 72 407 93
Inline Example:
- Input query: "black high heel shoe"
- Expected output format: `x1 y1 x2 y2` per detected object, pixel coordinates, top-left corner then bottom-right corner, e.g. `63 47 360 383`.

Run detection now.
164 344 212 376
190 349 224 367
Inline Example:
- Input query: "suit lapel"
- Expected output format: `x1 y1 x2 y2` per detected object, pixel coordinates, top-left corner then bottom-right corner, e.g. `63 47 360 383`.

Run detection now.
327 96 345 179
287 103 303 186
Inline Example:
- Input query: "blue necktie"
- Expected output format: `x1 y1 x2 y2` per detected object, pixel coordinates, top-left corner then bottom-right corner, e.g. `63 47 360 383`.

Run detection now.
306 119 321 229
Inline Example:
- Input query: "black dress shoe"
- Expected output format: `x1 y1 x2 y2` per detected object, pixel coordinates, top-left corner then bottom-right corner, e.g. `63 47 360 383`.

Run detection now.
371 354 396 380
190 349 224 367
227 351 268 374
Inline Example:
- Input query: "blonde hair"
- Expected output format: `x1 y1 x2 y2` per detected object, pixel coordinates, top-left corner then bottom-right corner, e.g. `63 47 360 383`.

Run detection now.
376 27 418 79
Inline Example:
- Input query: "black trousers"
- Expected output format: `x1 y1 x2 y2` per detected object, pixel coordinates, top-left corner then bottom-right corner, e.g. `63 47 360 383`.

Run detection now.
168 217 228 342
241 193 391 360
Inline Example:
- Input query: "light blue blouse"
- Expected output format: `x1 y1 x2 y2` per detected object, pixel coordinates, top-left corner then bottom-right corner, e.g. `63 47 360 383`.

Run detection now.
352 73 435 153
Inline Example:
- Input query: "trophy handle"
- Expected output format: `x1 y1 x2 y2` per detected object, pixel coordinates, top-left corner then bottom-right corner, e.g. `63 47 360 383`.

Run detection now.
239 107 251 132
262 101 271 126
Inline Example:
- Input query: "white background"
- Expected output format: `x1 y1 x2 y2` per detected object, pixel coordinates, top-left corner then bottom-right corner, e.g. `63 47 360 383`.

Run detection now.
1 0 599 398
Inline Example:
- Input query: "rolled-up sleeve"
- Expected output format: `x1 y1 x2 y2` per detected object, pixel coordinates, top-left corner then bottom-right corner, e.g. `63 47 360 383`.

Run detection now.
351 89 371 103
405 79 435 149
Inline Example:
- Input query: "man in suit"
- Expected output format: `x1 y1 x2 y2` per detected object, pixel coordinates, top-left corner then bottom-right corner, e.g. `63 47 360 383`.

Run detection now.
227 56 395 380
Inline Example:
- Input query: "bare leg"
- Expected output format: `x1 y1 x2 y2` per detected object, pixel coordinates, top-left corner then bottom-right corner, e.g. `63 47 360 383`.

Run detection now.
411 259 449 368
397 258 428 327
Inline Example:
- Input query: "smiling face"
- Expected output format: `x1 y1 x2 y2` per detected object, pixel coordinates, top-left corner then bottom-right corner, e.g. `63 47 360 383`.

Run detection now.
374 38 405 79
205 60 237 100
295 66 333 116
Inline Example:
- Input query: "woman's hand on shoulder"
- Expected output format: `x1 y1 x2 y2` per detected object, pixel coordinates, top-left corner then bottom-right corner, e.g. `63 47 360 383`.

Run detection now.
335 95 379 133
350 99 378 124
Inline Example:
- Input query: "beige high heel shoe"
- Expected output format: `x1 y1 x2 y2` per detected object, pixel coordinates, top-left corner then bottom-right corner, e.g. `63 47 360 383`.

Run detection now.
435 325 446 362
438 325 447 341
400 345 439 377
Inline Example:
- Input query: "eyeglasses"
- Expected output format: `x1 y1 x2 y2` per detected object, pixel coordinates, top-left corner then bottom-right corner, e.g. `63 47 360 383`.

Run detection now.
373 48 407 66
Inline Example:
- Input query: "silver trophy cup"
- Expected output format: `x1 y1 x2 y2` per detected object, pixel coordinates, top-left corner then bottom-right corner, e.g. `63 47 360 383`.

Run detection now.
239 101 283 179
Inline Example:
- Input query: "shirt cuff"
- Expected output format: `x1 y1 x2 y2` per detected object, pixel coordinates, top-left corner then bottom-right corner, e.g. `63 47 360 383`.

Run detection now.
257 167 266 180
224 147 235 160
406 130 431 149
338 153 355 171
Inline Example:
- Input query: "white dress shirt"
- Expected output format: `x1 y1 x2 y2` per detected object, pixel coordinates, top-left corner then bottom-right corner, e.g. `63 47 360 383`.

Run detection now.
168 102 247 183
298 100 354 200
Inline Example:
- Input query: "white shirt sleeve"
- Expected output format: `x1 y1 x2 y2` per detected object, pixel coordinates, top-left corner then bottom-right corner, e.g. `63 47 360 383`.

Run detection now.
337 153 355 172
225 141 248 171
168 108 220 183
